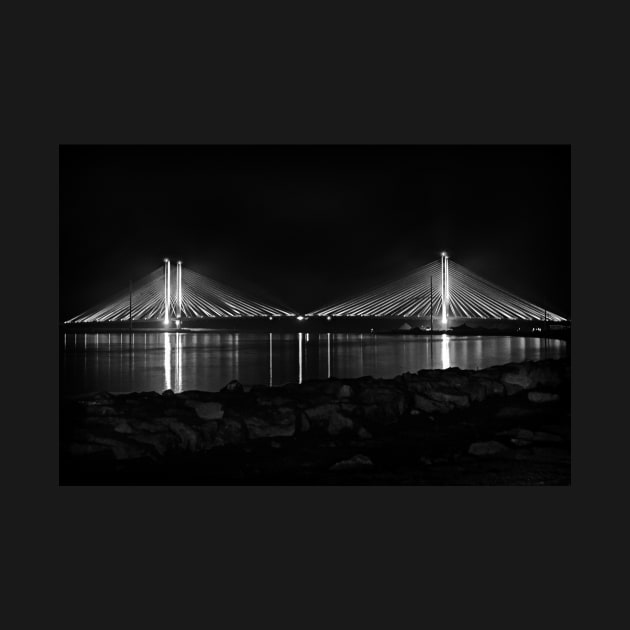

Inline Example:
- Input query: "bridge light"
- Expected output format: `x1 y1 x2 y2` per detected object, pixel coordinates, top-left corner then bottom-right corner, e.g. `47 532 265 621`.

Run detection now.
296 315 304 320
326 316 332 321
269 316 273 321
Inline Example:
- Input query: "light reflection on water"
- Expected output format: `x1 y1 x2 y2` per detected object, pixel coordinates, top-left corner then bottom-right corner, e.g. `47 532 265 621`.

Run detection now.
62 332 567 395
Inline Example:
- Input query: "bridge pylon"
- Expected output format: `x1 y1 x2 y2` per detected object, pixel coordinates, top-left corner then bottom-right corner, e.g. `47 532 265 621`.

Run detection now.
163 258 171 324
441 252 450 326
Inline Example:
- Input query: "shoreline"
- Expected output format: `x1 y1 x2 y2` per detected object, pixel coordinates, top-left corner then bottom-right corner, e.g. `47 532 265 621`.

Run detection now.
61 358 571 485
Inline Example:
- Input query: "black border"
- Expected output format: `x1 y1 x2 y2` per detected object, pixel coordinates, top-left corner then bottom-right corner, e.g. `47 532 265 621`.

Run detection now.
16 9 592 622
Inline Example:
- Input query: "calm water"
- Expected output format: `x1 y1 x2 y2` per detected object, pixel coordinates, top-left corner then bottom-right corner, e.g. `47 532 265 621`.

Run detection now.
61 332 567 396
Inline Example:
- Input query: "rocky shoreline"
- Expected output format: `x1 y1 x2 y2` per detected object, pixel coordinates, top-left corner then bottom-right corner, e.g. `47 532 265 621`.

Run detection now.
60 358 571 485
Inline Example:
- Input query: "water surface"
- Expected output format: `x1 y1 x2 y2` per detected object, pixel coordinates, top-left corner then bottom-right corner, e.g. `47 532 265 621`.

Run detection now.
61 332 567 395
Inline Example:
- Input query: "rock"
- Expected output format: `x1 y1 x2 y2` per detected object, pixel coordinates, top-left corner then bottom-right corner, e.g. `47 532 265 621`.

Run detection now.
413 394 452 414
327 412 354 436
527 391 560 404
298 414 310 433
500 365 535 392
243 415 295 439
427 389 470 408
337 384 353 399
84 435 151 460
167 421 202 451
304 404 337 425
330 454 374 471
113 420 135 434
187 400 224 420
468 440 509 456
222 380 244 393
62 358 570 465
471 376 505 398
129 419 171 433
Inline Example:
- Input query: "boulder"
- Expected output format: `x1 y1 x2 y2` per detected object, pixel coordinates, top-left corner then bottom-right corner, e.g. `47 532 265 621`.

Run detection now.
322 381 353 399
113 420 135 434
187 400 224 420
84 435 151 460
413 394 452 414
129 418 172 433
304 404 338 425
427 388 470 408
244 416 295 439
471 376 505 398
221 380 244 393
327 412 354 436
330 454 374 471
527 391 560 404
500 365 535 392
167 421 202 452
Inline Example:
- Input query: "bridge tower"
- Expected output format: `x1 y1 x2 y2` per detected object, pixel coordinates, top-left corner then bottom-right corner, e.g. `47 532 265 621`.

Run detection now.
176 260 182 327
163 258 171 324
441 251 450 326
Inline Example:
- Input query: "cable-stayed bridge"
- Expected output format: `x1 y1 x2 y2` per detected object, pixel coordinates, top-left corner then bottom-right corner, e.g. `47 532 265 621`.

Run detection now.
64 259 295 324
64 254 566 327
307 253 566 323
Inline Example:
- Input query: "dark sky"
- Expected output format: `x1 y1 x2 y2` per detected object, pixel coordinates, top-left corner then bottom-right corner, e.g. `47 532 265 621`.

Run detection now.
59 145 570 320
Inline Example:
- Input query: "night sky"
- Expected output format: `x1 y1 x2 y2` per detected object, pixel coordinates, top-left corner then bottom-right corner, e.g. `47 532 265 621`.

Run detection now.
59 145 570 320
